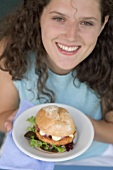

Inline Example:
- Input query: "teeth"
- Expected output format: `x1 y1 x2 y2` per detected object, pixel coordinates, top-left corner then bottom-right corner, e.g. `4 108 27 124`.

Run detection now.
57 43 78 52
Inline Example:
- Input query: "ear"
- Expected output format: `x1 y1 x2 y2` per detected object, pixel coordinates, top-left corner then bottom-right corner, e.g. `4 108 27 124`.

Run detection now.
99 15 109 35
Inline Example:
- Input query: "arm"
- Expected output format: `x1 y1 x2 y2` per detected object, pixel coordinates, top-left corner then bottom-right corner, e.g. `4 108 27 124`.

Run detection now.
0 69 19 132
0 40 20 132
88 99 113 144
89 117 113 144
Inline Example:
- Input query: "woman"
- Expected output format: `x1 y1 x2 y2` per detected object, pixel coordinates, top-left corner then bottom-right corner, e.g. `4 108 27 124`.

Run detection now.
0 0 113 167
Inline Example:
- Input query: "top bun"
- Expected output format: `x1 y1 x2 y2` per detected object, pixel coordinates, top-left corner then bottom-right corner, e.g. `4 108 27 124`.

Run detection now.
36 105 76 136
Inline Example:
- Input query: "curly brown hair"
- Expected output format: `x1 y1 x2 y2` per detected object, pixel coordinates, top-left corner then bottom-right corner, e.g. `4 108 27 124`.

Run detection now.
76 0 113 112
0 0 113 111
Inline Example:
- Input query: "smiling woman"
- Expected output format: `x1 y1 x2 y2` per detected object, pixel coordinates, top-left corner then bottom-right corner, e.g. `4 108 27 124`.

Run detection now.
40 0 108 74
0 0 113 169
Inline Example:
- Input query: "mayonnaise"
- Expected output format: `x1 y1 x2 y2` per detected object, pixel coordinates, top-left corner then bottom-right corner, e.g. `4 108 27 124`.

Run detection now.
39 130 74 141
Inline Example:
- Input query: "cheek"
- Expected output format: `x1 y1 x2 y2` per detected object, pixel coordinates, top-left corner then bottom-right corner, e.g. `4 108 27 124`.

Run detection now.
42 21 57 35
41 27 54 53
82 30 99 45
42 19 64 41
41 28 49 47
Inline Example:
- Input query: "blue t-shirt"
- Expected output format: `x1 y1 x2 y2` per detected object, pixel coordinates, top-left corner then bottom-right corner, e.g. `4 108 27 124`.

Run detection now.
13 53 108 161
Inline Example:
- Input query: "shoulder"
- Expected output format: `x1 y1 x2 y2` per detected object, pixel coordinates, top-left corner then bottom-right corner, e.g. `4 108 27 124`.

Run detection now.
0 40 19 112
0 38 8 56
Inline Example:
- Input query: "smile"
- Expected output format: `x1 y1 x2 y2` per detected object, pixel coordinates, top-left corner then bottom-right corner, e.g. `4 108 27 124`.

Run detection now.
57 43 79 52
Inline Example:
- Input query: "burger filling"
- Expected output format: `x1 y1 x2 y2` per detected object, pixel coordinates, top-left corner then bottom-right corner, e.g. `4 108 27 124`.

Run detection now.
24 116 75 153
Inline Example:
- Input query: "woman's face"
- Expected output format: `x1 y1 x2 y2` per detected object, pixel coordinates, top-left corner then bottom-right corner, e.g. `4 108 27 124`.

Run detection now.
40 0 108 74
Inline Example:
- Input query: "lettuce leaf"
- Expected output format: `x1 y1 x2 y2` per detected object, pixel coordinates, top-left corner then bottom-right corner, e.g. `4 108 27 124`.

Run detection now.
29 136 66 153
26 116 36 132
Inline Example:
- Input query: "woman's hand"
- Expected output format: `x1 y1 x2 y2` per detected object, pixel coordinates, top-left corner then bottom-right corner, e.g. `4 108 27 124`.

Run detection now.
4 110 18 132
104 111 113 123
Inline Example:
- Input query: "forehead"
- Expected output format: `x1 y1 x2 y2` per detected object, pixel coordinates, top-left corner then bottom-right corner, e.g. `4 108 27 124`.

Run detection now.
45 0 101 18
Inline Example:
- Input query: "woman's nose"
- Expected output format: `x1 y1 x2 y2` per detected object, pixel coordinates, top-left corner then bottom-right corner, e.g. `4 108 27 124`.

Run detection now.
65 22 80 41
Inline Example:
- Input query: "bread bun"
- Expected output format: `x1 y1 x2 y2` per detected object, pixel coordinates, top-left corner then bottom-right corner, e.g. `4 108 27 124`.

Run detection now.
36 105 76 136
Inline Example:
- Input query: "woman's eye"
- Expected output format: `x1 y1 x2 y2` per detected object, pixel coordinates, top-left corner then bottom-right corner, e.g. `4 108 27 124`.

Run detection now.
52 17 65 22
81 21 94 26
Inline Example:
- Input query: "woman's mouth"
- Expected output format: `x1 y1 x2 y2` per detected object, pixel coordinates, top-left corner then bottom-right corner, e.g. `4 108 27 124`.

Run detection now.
56 43 80 55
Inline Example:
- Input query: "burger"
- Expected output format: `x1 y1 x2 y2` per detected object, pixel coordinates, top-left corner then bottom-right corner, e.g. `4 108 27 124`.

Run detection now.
24 105 76 153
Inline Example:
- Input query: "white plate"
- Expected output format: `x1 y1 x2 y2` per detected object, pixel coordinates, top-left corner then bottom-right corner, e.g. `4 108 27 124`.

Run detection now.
12 103 94 162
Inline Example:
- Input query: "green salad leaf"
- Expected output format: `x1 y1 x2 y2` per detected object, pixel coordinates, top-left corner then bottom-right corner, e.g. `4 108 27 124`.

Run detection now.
29 137 66 152
26 116 36 132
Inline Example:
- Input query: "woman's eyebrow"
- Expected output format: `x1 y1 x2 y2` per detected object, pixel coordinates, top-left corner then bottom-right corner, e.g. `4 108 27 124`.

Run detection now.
81 17 98 21
49 11 67 17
